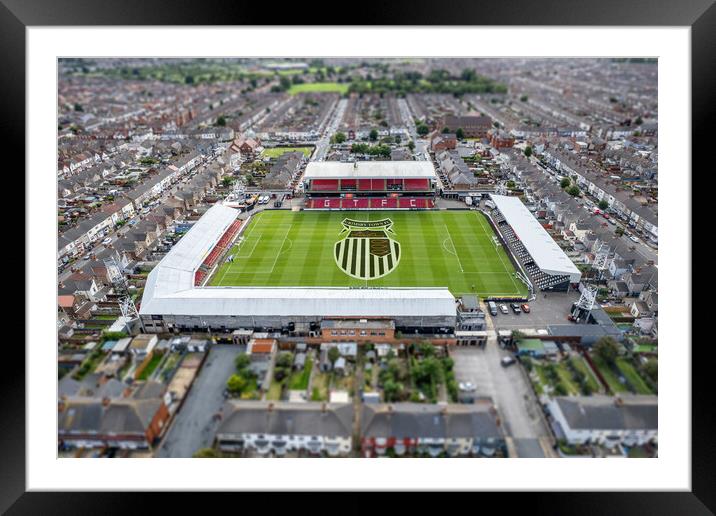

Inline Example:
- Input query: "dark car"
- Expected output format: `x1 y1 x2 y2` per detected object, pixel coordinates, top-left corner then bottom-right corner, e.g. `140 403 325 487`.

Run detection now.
510 303 522 314
500 356 516 367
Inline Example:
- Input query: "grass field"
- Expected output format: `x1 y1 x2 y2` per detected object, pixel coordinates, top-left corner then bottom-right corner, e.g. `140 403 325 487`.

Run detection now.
287 82 349 95
261 146 314 159
209 210 527 297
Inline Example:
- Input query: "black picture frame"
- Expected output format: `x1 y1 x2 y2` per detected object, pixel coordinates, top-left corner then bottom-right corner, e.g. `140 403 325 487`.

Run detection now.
5 0 711 513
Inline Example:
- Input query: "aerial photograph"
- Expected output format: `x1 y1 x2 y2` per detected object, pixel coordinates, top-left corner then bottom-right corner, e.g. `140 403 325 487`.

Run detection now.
56 57 658 459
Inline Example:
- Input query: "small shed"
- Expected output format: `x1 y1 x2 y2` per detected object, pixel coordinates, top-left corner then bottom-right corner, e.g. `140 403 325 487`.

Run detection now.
334 357 347 375
329 390 350 403
336 342 357 358
111 337 132 355
362 391 381 404
319 349 332 372
293 352 307 370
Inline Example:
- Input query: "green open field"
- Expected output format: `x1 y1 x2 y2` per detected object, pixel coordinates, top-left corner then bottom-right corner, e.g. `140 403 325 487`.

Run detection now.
261 146 314 159
208 210 528 298
287 82 349 95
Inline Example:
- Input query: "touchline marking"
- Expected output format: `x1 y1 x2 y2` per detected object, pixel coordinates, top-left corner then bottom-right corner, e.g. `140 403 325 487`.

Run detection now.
474 212 523 295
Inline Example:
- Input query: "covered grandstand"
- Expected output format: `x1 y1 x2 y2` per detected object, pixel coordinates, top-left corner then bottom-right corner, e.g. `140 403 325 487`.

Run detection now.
139 204 457 333
303 161 437 210
489 195 581 291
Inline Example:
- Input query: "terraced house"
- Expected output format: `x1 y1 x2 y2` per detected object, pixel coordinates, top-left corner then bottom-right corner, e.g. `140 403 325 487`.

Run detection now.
360 401 506 457
215 401 353 457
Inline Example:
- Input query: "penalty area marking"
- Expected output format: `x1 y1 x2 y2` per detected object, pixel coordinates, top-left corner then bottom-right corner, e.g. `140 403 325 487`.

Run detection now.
443 224 465 273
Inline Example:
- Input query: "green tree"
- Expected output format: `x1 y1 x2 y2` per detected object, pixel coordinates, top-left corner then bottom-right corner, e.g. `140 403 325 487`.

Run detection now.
193 447 220 458
215 115 226 127
332 132 346 144
328 346 341 365
506 180 516 189
615 226 625 237
407 140 415 151
276 352 293 368
598 200 609 210
369 129 379 141
279 76 291 91
460 68 477 81
567 185 580 197
227 374 247 394
74 103 83 112
441 126 451 134
560 177 571 188
522 356 533 372
524 146 533 158
455 128 465 139
520 95 528 102
644 358 658 382
594 337 620 365
417 124 429 136
383 379 404 402
418 343 435 357
235 353 251 371
184 75 194 84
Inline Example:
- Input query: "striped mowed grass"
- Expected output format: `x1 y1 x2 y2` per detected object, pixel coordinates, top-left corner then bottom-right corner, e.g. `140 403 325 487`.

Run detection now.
209 209 527 298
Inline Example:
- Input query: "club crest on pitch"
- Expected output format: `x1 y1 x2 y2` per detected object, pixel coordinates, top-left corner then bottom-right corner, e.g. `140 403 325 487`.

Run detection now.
334 218 401 280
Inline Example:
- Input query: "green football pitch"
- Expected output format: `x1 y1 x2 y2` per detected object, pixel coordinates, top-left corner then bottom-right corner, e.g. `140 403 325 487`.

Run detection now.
208 210 528 297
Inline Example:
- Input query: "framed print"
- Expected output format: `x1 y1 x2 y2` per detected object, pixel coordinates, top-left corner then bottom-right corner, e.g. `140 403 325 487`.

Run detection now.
6 0 713 512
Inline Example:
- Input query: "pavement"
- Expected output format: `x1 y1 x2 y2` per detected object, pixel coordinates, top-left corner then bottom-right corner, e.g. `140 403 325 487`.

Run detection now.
155 345 244 458
450 306 556 458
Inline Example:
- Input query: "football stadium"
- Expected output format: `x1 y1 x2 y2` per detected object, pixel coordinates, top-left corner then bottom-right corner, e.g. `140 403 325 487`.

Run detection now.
139 161 580 334
208 210 526 297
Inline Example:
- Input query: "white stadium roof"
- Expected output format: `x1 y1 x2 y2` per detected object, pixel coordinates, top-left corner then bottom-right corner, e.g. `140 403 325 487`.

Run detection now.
490 195 581 282
303 161 436 180
142 286 456 318
140 204 239 305
139 204 455 318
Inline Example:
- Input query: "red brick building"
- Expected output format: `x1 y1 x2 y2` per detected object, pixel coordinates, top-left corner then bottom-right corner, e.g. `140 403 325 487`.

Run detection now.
430 133 457 152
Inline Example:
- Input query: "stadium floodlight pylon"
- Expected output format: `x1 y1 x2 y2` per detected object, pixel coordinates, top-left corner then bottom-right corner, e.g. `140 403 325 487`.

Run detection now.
119 295 145 333
572 283 598 323
104 256 129 295
592 243 613 280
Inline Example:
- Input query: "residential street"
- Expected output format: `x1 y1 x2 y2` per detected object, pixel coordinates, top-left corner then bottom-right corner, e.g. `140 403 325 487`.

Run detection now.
155 345 243 458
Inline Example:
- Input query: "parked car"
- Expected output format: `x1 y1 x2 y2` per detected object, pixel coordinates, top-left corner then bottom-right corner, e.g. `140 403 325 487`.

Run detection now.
500 356 516 367
499 304 509 314
488 301 498 316
629 235 640 243
459 382 476 392
510 303 522 314
521 304 530 313
102 237 112 246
